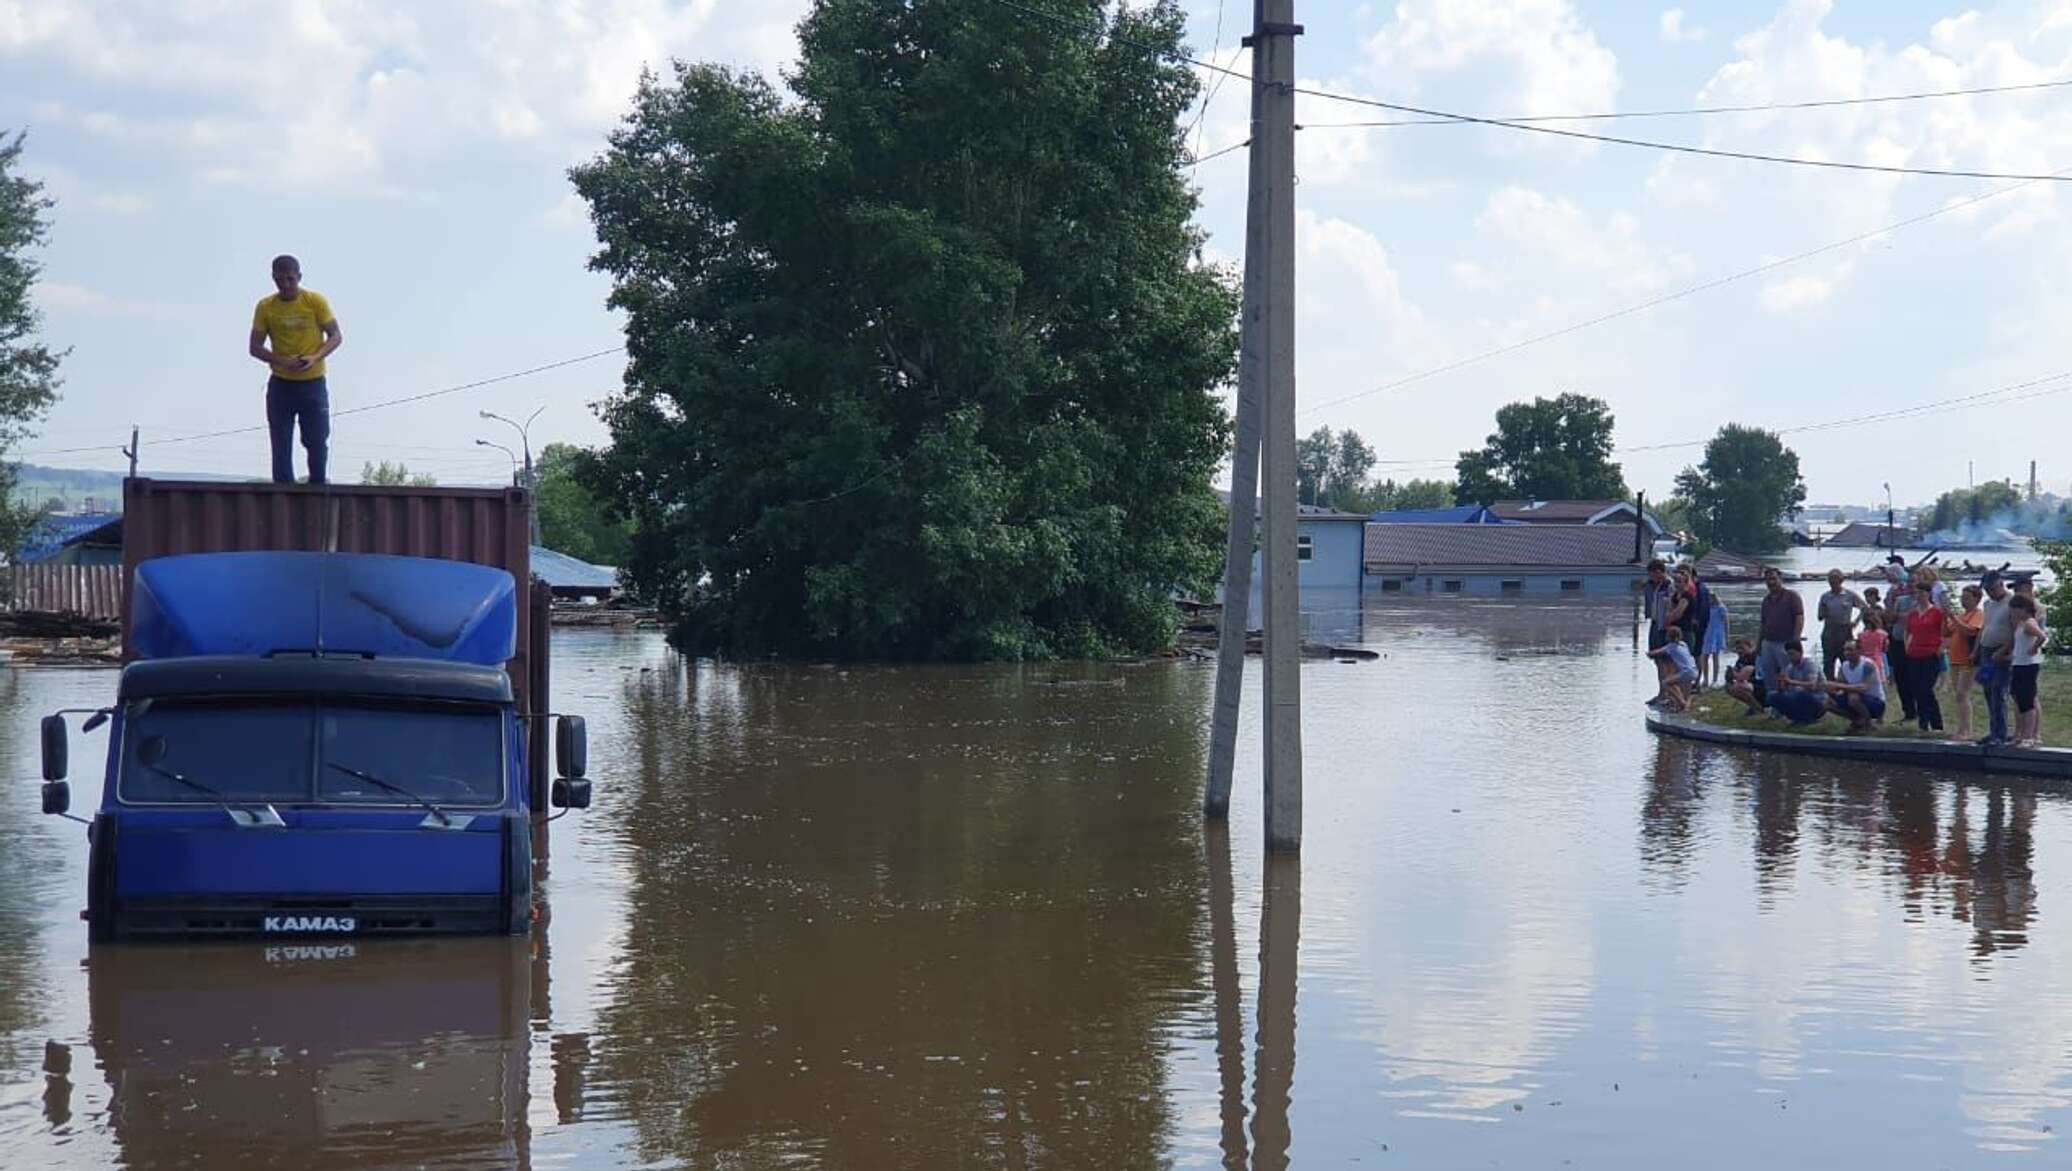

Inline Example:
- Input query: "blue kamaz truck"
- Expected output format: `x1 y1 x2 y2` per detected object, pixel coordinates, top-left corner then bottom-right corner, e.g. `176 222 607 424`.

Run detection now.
36 479 590 940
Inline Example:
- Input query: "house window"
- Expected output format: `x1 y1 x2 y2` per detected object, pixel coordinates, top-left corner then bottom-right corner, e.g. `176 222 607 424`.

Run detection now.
1296 535 1314 561
1381 579 1402 592
1500 580 1524 595
1442 580 1464 593
1561 579 1584 592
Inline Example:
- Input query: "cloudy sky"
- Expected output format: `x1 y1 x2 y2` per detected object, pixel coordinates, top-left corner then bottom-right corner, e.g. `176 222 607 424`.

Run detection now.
4 0 2070 505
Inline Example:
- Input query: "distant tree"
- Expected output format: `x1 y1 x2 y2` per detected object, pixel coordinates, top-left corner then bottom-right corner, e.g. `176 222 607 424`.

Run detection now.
360 460 436 487
536 442 633 567
1926 481 2025 535
1296 427 1335 506
1390 478 1454 512
0 132 63 557
1453 393 1625 504
2044 541 2072 643
1673 425 1805 554
572 0 1237 659
1328 430 1376 503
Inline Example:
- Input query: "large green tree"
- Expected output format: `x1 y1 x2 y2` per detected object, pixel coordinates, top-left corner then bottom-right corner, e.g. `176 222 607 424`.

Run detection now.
571 1 1236 659
0 132 62 556
1673 424 1805 554
536 442 633 567
1453 393 1626 504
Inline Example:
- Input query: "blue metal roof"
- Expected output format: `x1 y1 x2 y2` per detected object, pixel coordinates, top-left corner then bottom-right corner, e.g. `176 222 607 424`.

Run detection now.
529 545 618 591
131 552 518 665
16 511 121 563
1367 505 1507 525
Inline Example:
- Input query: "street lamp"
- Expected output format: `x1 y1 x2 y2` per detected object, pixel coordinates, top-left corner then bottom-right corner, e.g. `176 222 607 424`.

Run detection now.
1883 482 1894 550
481 406 546 544
474 438 520 486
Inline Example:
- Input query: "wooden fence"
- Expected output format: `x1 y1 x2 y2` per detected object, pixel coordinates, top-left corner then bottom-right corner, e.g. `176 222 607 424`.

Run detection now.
0 564 122 619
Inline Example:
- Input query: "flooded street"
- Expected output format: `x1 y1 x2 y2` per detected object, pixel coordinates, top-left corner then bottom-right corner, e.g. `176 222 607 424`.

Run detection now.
5 599 2072 1168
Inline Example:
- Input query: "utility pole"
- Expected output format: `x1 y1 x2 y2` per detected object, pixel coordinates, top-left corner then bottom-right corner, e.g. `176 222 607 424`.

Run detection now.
122 427 139 479
1203 0 1302 854
1203 0 1272 822
1255 0 1302 854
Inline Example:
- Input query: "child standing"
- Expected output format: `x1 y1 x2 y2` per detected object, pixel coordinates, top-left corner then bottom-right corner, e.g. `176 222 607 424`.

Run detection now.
1857 609 1890 695
1701 594 1729 687
2010 594 2051 748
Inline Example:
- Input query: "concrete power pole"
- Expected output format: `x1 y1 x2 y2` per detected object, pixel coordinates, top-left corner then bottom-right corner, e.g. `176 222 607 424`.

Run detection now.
1203 1 1272 822
1202 1 1303 854
1256 0 1303 853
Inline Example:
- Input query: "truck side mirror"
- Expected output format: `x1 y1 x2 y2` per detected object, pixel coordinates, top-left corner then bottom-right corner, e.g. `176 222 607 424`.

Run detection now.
41 781 70 817
41 715 67 781
551 777 592 810
555 716 587 779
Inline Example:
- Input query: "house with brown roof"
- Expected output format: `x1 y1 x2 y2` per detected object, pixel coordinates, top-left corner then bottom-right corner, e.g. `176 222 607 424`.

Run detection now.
1364 523 1645 596
1489 499 1665 538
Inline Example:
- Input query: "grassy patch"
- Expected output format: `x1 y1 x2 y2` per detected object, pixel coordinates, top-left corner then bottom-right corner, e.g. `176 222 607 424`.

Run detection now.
1685 662 2071 749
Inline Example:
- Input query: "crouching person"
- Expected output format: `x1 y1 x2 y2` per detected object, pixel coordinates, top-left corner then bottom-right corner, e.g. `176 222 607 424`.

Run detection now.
1766 639 1829 725
1723 636 1766 714
1648 624 1700 712
1825 639 1886 734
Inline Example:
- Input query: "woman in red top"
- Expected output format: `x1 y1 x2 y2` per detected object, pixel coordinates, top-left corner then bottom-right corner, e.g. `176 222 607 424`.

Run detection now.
1903 580 1946 733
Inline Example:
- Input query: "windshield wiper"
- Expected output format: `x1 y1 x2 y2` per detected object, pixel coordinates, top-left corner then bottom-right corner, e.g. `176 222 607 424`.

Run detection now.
325 761 455 827
140 762 279 826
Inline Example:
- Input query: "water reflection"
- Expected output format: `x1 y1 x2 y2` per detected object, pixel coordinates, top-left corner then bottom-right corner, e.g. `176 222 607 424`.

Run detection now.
83 939 532 1169
1249 855 1299 1171
585 660 1213 1167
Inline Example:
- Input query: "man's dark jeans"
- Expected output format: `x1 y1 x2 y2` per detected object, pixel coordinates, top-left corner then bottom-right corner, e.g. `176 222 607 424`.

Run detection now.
266 375 330 484
1981 650 2012 741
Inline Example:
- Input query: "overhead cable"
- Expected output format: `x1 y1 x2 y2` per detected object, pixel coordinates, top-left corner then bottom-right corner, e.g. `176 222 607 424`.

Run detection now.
982 0 2072 183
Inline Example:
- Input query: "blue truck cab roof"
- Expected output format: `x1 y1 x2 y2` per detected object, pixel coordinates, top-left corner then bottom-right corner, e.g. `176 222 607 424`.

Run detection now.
131 550 519 665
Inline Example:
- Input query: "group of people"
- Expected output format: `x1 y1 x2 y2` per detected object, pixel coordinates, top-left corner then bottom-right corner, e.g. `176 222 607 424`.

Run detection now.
1643 556 2051 748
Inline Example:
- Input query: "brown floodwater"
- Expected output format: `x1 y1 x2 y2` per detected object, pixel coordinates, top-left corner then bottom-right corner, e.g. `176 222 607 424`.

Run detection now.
3 594 2070 1168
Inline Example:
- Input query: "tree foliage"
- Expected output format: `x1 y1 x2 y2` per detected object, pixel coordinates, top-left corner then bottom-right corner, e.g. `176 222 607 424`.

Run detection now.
359 460 436 487
1453 393 1625 504
1672 424 1805 554
2041 541 2072 645
537 442 633 567
1292 425 1450 513
1923 481 2058 536
571 0 1237 659
0 132 63 557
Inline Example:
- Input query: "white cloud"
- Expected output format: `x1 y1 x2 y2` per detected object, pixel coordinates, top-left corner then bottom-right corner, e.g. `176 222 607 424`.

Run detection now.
1660 8 1709 44
543 192 591 232
1363 0 1619 136
1758 273 1834 311
0 0 811 195
37 282 175 318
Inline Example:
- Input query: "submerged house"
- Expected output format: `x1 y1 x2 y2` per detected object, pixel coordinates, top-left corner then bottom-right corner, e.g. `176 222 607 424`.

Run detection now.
1363 523 1645 596
1216 493 1370 598
1488 499 1665 538
14 512 124 566
1824 520 1917 549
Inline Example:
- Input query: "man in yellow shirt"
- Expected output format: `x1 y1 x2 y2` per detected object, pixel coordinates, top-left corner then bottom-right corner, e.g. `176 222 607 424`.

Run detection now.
248 254 343 483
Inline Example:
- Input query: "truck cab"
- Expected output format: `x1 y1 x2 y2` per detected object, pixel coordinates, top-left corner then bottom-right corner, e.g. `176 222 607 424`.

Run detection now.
40 549 590 940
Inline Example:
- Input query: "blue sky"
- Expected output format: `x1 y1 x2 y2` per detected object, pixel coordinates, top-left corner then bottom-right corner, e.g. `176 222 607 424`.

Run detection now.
3 0 2069 504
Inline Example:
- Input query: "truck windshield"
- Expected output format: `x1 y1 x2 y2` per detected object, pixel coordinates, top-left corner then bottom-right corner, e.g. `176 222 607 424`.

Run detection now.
121 699 504 807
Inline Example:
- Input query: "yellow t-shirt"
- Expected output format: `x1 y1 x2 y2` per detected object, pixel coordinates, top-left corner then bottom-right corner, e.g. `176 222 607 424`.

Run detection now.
252 289 336 381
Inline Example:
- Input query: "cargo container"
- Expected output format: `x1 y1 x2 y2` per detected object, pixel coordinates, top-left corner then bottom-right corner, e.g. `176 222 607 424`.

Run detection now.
36 479 591 940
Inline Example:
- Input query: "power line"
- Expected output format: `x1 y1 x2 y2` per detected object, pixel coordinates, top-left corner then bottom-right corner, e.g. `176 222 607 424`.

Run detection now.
982 0 2072 183
1299 77 2072 129
1285 86 2072 182
1184 0 1230 158
1300 170 2057 417
17 345 623 458
1348 368 2072 474
1193 136 1251 166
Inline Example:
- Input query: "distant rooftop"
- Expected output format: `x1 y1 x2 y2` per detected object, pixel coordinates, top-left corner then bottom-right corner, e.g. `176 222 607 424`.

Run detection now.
1364 523 1642 571
1368 504 1505 525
